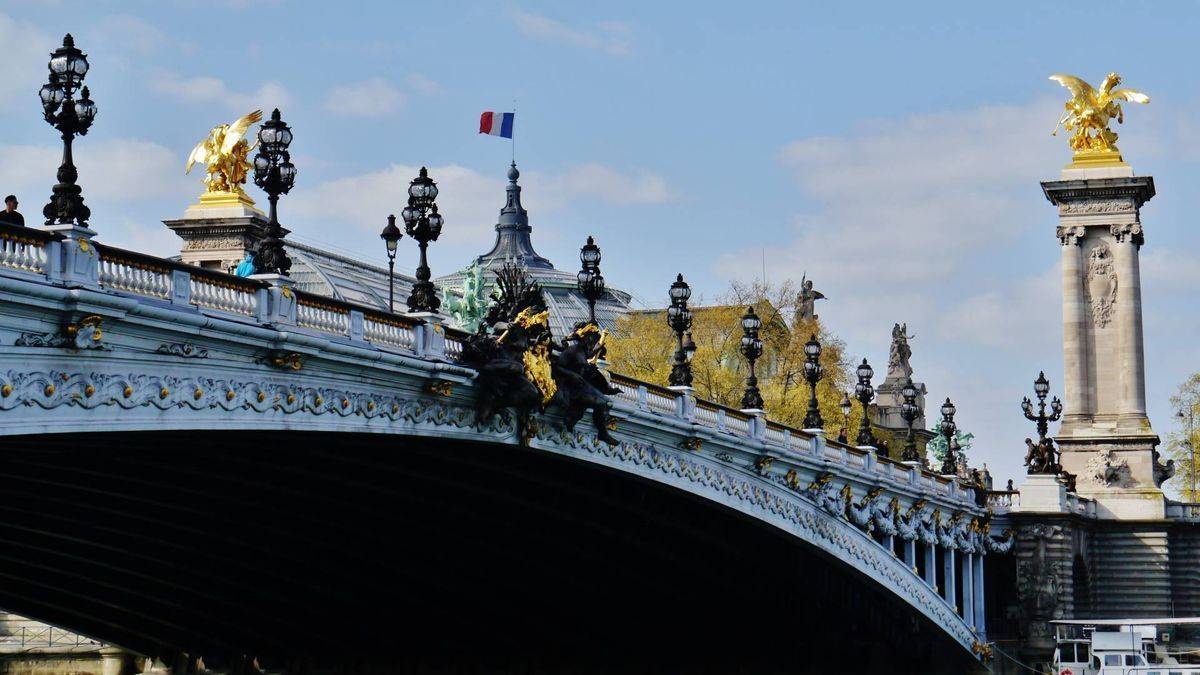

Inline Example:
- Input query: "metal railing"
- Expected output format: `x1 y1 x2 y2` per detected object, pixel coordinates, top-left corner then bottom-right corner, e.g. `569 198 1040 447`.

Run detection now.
0 626 103 649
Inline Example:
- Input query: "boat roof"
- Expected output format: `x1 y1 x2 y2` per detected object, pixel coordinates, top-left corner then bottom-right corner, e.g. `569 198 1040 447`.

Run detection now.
1051 618 1200 626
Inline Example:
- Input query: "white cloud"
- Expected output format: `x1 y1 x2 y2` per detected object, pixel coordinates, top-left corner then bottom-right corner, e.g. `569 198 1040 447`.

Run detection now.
150 71 291 113
0 13 53 111
94 15 168 55
324 78 405 117
0 139 189 206
404 73 444 96
546 163 676 205
937 265 1059 351
511 9 632 57
287 164 504 247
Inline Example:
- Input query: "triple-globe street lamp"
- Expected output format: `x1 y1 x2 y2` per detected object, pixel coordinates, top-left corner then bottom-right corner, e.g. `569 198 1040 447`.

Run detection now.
577 236 605 325
666 274 694 388
401 168 444 313
251 109 297 275
40 34 97 227
802 334 824 429
899 377 923 463
739 307 764 411
854 358 877 447
939 397 959 476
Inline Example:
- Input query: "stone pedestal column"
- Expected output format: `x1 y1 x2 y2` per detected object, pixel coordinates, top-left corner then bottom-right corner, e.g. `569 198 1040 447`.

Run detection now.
1059 225 1088 429
1041 168 1162 520
1111 223 1147 422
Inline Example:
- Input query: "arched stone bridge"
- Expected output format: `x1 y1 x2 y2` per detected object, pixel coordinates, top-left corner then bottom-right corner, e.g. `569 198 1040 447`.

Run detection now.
0 223 1010 672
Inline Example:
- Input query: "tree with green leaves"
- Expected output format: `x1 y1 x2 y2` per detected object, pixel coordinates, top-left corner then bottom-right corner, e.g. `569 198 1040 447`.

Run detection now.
1167 372 1200 501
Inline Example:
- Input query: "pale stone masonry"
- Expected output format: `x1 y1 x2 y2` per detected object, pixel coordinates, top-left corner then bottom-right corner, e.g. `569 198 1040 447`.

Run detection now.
1041 166 1163 520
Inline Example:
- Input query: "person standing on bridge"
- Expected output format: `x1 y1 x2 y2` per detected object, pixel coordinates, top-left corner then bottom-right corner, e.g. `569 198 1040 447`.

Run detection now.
0 196 24 226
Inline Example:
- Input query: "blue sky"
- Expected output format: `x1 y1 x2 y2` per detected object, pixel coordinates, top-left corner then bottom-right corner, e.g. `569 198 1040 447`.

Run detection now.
2 1 1198 487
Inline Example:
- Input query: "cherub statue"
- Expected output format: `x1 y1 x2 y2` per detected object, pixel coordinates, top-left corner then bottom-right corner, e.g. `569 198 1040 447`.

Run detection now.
186 110 263 197
1050 73 1149 157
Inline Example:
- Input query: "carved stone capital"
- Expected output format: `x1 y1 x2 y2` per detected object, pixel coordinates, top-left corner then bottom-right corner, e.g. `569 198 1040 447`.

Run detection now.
1109 222 1145 247
1056 225 1085 246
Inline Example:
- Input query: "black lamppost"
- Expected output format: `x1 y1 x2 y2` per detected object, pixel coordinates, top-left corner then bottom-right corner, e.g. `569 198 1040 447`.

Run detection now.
739 306 764 410
379 214 402 312
251 108 296 275
666 274 693 388
854 358 877 447
40 35 97 227
1021 371 1063 474
577 236 605 325
401 167 443 313
802 334 824 429
939 397 958 475
899 377 922 463
1021 371 1062 443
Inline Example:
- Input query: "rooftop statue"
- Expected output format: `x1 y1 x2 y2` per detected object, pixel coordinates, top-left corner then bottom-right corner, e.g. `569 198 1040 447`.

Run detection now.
185 109 263 206
796 273 826 323
887 322 913 380
1050 73 1149 164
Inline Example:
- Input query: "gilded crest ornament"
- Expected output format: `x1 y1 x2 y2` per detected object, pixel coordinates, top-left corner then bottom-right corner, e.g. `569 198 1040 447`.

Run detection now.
1050 73 1149 166
185 109 263 209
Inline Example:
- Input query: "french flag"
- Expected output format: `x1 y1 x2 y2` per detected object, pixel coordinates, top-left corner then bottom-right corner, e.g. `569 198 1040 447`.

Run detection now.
479 111 515 139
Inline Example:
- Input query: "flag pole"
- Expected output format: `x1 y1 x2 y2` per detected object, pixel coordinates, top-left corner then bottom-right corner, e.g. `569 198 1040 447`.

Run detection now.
511 99 517 164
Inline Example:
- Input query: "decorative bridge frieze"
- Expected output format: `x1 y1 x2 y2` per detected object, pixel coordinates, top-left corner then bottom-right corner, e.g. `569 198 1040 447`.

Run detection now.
0 227 1006 659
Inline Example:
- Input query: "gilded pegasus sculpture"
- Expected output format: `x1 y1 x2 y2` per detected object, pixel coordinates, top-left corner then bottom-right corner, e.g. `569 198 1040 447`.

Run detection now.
185 109 263 201
1050 73 1149 162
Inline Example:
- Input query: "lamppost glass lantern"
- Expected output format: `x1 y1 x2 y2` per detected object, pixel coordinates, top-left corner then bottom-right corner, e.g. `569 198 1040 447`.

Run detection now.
802 334 824 429
682 331 696 362
577 236 606 325
40 35 98 228
839 391 852 422
379 214 402 312
899 378 922 463
854 358 877 447
251 108 296 276
739 307 765 411
401 167 444 313
666 274 694 388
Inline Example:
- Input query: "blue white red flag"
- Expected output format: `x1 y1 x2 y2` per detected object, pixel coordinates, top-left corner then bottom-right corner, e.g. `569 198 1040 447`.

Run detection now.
479 111 514 139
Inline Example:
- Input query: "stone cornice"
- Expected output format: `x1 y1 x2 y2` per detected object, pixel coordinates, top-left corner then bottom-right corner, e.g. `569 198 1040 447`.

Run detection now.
1040 176 1155 208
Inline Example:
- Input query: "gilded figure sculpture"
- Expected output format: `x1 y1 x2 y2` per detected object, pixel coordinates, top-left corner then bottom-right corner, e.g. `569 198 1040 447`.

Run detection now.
1050 73 1149 163
185 110 263 205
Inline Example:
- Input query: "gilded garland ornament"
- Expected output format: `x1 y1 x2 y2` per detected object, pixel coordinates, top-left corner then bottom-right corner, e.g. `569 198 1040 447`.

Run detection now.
1050 73 1148 165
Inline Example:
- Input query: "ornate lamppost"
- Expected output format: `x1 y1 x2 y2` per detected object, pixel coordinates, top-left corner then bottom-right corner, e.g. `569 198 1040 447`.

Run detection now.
251 109 297 275
939 397 958 476
1021 371 1063 474
739 307 765 410
666 274 693 388
854 358 877 447
899 377 922 463
802 334 824 429
40 35 97 228
577 236 605 325
379 214 402 312
401 167 443 313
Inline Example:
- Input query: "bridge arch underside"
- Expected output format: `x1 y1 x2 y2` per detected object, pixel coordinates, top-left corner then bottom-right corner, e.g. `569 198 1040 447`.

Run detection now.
0 431 978 674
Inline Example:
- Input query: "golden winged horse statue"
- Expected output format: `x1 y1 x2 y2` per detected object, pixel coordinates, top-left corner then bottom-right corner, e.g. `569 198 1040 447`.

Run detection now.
1050 73 1149 162
185 110 263 203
